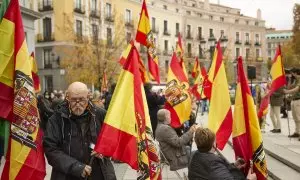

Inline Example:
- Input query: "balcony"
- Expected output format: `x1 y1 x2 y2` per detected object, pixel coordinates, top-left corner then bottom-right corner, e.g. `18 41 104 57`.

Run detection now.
36 33 55 42
105 15 114 22
198 37 206 44
245 41 251 46
125 20 134 28
235 40 242 45
90 10 100 18
74 5 85 14
44 63 53 69
220 36 228 42
208 36 216 41
255 41 261 46
163 30 171 36
38 0 53 12
256 57 263 61
186 33 193 40
187 52 193 58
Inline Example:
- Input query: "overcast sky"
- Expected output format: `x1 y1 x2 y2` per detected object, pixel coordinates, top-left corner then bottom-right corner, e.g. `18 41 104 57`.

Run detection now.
210 0 300 30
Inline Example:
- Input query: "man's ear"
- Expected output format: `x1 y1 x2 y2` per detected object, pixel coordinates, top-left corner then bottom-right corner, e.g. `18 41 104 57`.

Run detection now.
65 91 69 100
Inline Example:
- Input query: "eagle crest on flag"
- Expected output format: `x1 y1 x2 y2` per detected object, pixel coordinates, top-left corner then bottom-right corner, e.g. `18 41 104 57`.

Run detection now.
165 80 188 107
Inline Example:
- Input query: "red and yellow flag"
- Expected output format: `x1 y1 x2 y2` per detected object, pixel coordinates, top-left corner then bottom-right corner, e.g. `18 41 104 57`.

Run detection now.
258 45 286 118
0 0 46 179
233 56 267 180
94 44 161 179
29 52 41 93
176 32 188 80
136 0 160 84
207 42 233 150
191 58 207 100
165 52 192 128
101 70 108 92
119 41 150 83
191 57 200 79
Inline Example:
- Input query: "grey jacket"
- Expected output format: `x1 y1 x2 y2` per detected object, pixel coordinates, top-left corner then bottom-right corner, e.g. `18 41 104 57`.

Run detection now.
155 122 193 171
270 87 284 106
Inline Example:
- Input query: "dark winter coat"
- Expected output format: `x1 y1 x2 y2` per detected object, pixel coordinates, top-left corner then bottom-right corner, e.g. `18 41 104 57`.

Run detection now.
188 151 245 180
43 102 116 180
155 122 193 171
145 92 165 133
270 87 284 106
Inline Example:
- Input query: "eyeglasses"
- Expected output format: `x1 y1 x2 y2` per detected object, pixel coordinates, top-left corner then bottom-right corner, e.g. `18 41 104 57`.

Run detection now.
68 98 88 105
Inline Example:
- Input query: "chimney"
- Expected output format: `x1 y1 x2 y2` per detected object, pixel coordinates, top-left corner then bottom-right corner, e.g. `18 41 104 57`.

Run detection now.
204 0 210 10
257 9 261 20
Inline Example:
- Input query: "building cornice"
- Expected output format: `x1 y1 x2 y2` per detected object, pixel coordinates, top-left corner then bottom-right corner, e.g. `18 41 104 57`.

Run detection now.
21 6 42 20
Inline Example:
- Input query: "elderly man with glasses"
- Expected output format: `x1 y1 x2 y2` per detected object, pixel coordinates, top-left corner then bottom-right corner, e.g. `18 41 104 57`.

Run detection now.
43 82 116 180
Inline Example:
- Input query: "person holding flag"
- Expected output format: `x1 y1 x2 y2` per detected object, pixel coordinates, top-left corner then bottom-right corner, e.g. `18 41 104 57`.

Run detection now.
43 82 116 180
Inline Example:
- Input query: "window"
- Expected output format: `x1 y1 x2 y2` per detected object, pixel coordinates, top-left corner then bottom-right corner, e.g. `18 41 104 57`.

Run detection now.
75 0 81 8
209 15 213 20
91 0 96 11
163 5 167 10
152 17 156 31
164 20 168 33
176 23 180 35
255 21 259 26
107 28 112 45
44 75 53 92
43 17 52 39
236 48 240 58
186 11 191 15
255 34 260 43
126 32 131 43
125 9 131 23
235 19 239 24
164 40 168 51
220 30 224 38
176 8 179 13
165 60 169 73
236 32 240 41
245 33 249 42
76 20 82 37
188 43 192 54
256 49 260 58
106 3 111 17
246 48 250 59
92 24 98 43
246 20 249 25
44 49 52 68
268 43 271 48
268 50 271 57
43 0 51 6
187 25 191 37
209 28 213 37
220 17 224 22
198 27 202 39
199 44 203 58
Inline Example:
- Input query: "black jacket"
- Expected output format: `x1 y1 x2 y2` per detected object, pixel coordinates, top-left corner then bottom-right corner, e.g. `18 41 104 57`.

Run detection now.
145 92 165 133
188 151 245 180
43 101 116 180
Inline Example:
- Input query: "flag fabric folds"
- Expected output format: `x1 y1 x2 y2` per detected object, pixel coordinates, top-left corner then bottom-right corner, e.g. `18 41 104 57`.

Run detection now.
233 56 268 180
191 57 207 100
136 0 160 84
207 42 233 150
258 46 286 118
94 44 161 180
119 41 150 83
176 32 188 80
165 52 192 128
29 52 41 93
0 0 46 179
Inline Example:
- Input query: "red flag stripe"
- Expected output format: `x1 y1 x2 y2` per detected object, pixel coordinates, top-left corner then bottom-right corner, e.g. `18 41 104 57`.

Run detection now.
215 109 233 150
170 52 188 82
165 102 181 128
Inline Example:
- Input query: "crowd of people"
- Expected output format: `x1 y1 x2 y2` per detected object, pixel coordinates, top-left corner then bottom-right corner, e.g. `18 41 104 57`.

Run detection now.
31 81 260 180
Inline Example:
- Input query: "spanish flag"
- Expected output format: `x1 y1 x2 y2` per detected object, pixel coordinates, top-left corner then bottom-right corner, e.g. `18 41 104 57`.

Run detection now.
258 45 286 118
165 52 192 128
0 0 46 179
94 44 161 180
191 57 200 79
207 42 233 150
119 41 150 83
29 52 41 93
176 32 188 80
233 56 268 180
191 58 207 100
136 0 160 84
